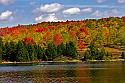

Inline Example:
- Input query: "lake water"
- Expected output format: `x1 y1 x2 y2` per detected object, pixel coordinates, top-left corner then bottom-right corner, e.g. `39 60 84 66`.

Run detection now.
0 61 125 83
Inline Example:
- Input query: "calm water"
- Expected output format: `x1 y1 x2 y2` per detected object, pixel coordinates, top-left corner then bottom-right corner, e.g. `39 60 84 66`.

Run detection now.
0 61 125 83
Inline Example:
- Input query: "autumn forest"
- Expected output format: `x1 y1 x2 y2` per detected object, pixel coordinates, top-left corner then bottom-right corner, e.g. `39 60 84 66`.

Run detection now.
1 16 125 62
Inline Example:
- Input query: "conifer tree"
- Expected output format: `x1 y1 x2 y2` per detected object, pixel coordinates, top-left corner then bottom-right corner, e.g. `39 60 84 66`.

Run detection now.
46 42 57 60
57 43 65 56
26 43 37 61
65 41 78 58
16 47 29 62
0 48 2 63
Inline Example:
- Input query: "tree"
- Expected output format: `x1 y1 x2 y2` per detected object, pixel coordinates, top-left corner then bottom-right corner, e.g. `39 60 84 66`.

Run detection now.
84 41 106 60
16 47 29 62
98 47 106 60
88 41 99 59
2 42 10 61
35 45 47 60
65 41 78 58
0 37 3 48
46 42 57 60
0 37 3 62
9 41 16 61
57 43 65 56
26 43 37 61
0 48 2 63
78 40 85 50
84 50 91 60
121 51 125 59
53 33 63 46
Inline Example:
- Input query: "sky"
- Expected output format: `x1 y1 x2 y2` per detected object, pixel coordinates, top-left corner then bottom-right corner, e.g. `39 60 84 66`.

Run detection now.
0 0 125 27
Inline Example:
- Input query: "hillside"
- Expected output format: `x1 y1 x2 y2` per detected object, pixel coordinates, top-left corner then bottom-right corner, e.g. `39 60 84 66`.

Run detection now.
1 16 125 62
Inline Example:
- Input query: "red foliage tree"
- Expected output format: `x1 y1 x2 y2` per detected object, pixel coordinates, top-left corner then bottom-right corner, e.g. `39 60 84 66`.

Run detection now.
78 40 85 50
70 30 76 35
43 32 51 43
53 33 63 46
22 36 34 44
48 26 58 30
79 28 88 35
11 29 19 36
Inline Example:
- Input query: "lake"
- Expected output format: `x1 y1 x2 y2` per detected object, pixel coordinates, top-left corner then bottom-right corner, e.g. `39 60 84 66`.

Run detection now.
0 61 125 83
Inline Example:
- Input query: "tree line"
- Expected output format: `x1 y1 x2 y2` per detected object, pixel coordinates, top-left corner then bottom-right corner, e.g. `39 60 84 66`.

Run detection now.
0 37 78 62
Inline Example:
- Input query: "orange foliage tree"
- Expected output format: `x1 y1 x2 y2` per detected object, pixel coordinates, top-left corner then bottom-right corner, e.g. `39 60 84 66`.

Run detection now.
78 40 85 50
22 36 34 44
53 33 63 46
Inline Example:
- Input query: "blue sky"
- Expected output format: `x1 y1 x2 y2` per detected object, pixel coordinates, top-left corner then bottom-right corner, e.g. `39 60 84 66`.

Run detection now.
0 0 125 27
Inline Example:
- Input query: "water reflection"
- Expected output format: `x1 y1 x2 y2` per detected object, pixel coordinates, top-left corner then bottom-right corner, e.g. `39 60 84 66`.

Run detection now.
0 61 125 83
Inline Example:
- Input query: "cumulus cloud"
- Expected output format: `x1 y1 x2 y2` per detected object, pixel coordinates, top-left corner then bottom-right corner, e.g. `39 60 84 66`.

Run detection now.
30 2 36 5
35 15 43 23
62 8 80 14
82 8 93 13
32 3 63 13
35 13 61 23
117 0 125 3
97 0 106 3
0 10 13 21
92 10 102 17
92 9 120 17
0 0 16 5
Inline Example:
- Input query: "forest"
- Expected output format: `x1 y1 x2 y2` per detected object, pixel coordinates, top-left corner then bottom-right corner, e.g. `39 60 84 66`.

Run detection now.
1 16 125 62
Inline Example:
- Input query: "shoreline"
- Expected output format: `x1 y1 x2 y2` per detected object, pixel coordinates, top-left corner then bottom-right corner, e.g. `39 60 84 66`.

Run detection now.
1 59 125 64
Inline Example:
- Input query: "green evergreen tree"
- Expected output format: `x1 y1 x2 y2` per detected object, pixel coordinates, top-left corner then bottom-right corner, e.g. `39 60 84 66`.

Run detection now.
65 41 78 58
35 45 47 60
2 42 10 61
46 42 57 60
9 41 16 61
98 47 106 60
0 48 2 63
84 50 90 60
26 43 37 61
16 47 29 62
0 37 3 62
89 42 98 59
85 41 106 60
121 51 125 59
0 37 3 48
57 43 65 56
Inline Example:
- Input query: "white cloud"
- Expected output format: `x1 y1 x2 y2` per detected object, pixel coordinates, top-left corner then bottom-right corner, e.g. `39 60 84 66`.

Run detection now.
62 8 80 14
30 2 36 5
0 10 13 21
117 0 125 3
92 9 120 17
82 8 93 13
32 3 63 13
35 13 61 23
97 0 106 3
0 0 16 5
92 10 102 17
35 15 43 23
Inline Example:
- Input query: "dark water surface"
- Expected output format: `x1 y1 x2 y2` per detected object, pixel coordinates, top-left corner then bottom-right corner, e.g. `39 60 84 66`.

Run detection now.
0 61 125 83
